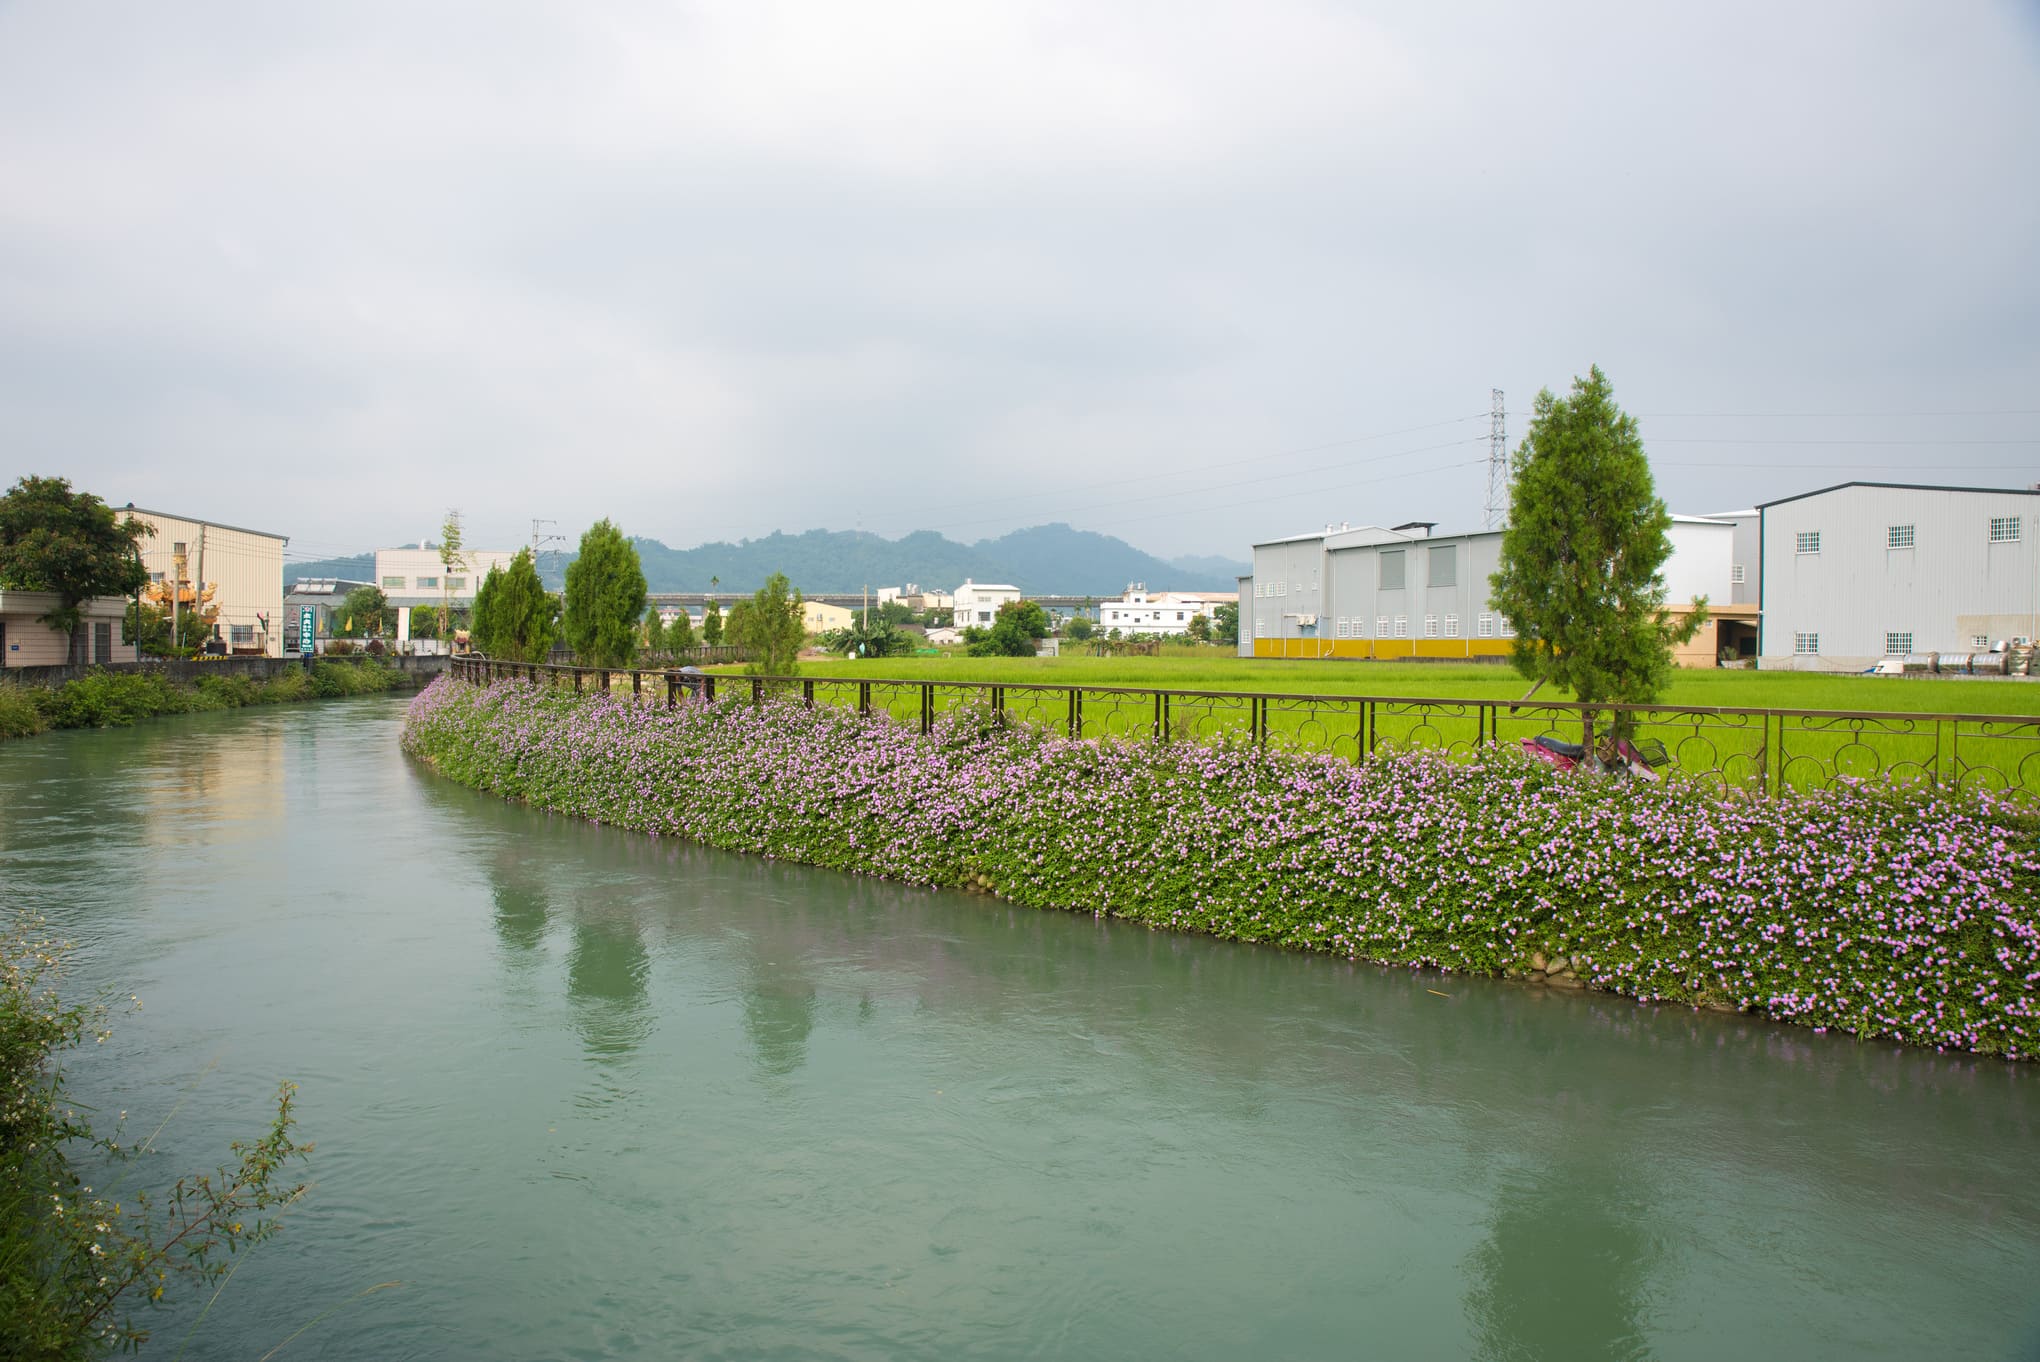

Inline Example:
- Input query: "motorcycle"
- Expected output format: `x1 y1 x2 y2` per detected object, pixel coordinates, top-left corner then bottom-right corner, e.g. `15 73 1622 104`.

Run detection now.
1518 732 1668 781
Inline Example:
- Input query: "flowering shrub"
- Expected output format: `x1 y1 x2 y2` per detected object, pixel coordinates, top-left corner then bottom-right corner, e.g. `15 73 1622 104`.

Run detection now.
405 676 2040 1060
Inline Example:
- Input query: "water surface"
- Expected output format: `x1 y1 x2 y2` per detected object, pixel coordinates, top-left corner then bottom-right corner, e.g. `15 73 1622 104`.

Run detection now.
2 697 2036 1360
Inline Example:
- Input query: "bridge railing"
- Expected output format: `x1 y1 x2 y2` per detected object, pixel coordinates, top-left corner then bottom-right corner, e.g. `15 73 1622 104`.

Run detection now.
443 656 2040 801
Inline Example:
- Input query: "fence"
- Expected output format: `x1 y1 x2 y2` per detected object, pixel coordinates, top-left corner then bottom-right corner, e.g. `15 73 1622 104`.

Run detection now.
446 657 2040 801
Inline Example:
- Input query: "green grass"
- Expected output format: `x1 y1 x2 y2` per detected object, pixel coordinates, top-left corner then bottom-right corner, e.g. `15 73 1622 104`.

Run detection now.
733 653 2040 716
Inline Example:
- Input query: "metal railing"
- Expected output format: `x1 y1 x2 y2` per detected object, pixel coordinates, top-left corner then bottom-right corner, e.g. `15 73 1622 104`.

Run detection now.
445 656 2040 800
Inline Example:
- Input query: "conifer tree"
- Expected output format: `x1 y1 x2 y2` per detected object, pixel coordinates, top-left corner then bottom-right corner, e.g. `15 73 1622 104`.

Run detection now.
562 520 647 667
1487 366 1703 755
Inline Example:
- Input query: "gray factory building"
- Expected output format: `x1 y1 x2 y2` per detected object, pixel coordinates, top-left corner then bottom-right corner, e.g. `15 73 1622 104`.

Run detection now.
1757 482 2040 671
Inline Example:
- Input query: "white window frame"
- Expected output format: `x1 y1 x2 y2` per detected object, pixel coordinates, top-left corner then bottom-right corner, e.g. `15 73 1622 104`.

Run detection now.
382 575 405 590
1730 564 1745 585
1973 635 1991 650
1498 618 1516 638
1444 614 1460 638
1887 525 1914 550
1794 632 1819 656
1477 614 1494 638
1376 616 1389 638
1423 614 1439 638
1884 632 1913 657
1393 616 1409 638
1990 516 2022 544
1795 531 1821 555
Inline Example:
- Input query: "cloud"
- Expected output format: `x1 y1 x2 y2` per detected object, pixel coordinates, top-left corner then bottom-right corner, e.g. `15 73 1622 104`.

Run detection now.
1 1 2035 565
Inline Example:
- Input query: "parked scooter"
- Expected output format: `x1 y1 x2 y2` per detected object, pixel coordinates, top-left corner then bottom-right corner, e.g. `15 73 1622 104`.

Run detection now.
1518 732 1668 781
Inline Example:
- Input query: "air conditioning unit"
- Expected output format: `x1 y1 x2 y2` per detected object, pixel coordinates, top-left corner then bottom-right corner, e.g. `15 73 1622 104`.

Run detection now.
1298 614 1318 627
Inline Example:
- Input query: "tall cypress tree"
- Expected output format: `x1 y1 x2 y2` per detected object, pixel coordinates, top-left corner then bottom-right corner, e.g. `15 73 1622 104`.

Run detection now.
562 520 647 667
1487 366 1703 754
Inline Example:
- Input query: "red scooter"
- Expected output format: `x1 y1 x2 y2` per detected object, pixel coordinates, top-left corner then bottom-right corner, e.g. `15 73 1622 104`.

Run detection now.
1518 732 1668 781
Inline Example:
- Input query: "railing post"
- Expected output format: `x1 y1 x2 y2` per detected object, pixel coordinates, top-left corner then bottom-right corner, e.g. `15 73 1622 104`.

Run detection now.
1068 687 1081 739
666 672 678 709
1363 699 1374 756
858 681 872 716
751 677 764 704
573 669 582 694
632 670 641 697
704 675 716 702
990 685 1004 726
1155 690 1168 743
921 682 934 735
803 679 815 709
1765 712 1780 796
1252 696 1265 747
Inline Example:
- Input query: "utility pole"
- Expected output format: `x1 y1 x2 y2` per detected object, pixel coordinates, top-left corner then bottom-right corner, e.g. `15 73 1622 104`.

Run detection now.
1483 389 1508 530
531 518 564 585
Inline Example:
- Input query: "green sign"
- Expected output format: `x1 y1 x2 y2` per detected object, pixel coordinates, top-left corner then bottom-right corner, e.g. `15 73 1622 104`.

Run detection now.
300 606 315 656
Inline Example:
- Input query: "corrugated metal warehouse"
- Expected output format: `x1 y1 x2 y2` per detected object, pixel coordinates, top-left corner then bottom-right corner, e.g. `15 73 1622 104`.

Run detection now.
1758 482 2040 671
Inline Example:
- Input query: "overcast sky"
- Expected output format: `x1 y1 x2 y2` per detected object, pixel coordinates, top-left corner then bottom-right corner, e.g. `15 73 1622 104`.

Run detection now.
3 1 2036 568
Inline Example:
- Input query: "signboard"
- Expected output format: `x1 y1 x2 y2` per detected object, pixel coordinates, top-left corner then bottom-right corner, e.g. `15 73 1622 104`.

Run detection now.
299 606 315 656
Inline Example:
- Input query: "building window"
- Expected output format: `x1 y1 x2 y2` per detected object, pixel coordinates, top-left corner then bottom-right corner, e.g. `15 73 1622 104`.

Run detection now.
1974 635 1991 649
1730 564 1745 585
1393 616 1409 638
448 577 466 591
1477 613 1494 638
416 576 439 589
1444 614 1460 637
1379 551 1405 590
1990 516 2022 544
1887 524 1914 549
148 570 165 583
1423 614 1439 638
230 624 254 645
1428 544 1457 588
382 576 405 589
1498 618 1516 638
1795 531 1821 555
1885 632 1913 656
1794 632 1819 655
1376 616 1389 637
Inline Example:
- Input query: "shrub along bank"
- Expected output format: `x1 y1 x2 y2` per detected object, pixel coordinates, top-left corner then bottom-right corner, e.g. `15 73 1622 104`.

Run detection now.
0 661 409 741
403 676 2040 1060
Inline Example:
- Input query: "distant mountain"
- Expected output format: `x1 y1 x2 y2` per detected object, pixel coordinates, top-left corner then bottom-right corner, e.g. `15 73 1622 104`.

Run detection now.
284 553 374 586
630 524 1243 595
277 527 1245 598
1167 553 1250 583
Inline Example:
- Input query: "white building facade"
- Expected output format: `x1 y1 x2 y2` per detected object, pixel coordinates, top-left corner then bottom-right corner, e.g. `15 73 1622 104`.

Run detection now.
953 579 1021 627
1757 482 2040 671
374 545 524 640
1099 585 1234 636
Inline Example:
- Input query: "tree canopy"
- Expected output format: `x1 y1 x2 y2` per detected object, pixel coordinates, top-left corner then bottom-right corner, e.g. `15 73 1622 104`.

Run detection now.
1211 601 1239 647
338 585 391 637
965 599 1049 657
1487 366 1703 749
730 572 806 677
474 548 555 662
562 520 647 667
0 476 152 636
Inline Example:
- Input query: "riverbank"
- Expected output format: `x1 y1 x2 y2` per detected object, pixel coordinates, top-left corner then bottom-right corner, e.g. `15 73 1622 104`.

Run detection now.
403 676 2040 1060
0 660 414 741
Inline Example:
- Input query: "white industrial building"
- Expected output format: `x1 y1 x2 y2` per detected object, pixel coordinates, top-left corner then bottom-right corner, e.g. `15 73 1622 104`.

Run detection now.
1099 585 1234 636
374 544 524 640
1755 482 2040 671
1238 516 1747 663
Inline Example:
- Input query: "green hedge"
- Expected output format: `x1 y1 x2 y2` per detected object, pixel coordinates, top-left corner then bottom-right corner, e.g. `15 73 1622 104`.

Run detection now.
404 678 2040 1061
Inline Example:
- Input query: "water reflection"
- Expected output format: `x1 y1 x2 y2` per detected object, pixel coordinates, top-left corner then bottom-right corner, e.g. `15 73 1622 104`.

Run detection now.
1463 1154 1661 1362
565 907 653 1063
487 852 551 956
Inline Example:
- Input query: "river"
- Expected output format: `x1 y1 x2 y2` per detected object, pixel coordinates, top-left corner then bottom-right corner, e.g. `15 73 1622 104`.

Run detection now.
2 696 2037 1360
